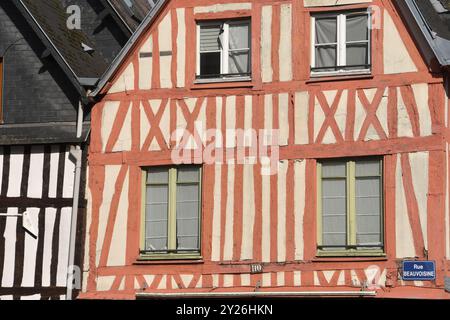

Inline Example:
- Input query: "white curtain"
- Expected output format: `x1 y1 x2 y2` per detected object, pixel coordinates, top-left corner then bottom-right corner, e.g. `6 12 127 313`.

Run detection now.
145 183 169 251
346 15 369 67
228 23 250 74
321 161 347 248
176 167 200 251
355 160 382 247
315 18 337 68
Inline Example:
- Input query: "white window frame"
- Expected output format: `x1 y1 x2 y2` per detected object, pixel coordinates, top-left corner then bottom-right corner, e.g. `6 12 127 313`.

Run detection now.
311 10 371 77
196 19 251 83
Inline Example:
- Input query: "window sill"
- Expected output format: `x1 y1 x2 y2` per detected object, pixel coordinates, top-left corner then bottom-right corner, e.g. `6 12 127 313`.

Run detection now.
312 256 388 263
308 72 373 83
135 254 204 265
315 250 386 259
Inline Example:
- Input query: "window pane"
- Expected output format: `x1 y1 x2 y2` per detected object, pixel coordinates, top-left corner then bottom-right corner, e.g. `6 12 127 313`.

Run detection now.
322 162 346 178
147 168 169 184
346 43 369 67
315 46 337 69
146 185 168 204
178 167 200 183
229 22 250 50
322 179 347 247
200 25 222 51
145 185 168 251
315 17 337 44
356 177 382 246
355 159 381 177
229 50 250 74
176 184 200 251
346 15 368 42
200 52 221 76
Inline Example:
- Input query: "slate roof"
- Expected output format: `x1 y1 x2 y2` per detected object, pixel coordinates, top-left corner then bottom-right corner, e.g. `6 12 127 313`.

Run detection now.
398 0 450 67
440 0 450 10
416 0 450 41
105 0 155 32
0 0 144 144
18 0 109 79
0 123 90 145
12 0 153 88
90 0 167 97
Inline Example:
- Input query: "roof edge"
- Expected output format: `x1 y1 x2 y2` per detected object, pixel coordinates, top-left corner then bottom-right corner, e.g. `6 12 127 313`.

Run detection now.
399 0 450 67
90 0 168 98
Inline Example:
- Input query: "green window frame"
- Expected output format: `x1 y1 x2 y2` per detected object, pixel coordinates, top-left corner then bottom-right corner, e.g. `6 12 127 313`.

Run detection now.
140 166 202 260
317 158 385 257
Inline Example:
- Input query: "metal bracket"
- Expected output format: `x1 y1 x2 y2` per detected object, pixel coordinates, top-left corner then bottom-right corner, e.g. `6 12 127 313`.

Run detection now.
0 212 37 238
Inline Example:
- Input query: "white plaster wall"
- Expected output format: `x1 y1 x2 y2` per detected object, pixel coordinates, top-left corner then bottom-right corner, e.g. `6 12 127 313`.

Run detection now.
384 12 418 74
261 6 273 83
194 3 252 14
395 155 416 258
109 63 135 94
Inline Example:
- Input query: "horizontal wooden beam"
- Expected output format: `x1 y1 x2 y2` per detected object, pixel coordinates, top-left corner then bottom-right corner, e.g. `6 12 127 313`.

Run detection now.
88 135 445 166
0 197 74 209
0 286 66 296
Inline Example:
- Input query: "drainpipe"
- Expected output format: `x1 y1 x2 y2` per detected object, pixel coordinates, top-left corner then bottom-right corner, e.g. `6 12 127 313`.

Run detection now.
66 100 84 300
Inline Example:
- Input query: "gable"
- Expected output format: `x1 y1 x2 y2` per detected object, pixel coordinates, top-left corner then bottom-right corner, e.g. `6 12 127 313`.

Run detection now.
105 0 428 95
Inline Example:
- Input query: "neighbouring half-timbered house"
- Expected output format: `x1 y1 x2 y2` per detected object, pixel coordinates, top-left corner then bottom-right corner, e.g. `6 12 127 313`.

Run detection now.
81 0 450 299
0 0 153 300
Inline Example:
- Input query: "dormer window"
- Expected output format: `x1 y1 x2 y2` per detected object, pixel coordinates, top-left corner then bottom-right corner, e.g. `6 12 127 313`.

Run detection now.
311 11 371 77
196 19 251 82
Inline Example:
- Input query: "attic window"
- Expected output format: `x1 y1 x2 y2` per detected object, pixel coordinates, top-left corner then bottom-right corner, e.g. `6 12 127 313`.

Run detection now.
196 19 252 82
311 11 372 76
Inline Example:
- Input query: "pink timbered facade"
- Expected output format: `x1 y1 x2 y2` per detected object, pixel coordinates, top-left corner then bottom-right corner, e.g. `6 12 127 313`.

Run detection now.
81 0 450 299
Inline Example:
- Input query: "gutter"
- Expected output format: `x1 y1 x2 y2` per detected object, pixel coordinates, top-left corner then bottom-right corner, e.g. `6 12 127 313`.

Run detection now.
66 100 85 300
136 291 377 299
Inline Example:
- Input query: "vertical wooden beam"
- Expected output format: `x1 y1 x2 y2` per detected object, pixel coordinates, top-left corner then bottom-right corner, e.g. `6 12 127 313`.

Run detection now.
271 5 281 83
185 7 196 88
427 150 446 286
400 153 425 257
252 94 263 263
126 165 141 265
171 8 179 89
384 154 397 260
233 96 245 261
202 97 217 261
86 165 105 292
303 159 317 260
252 1 262 89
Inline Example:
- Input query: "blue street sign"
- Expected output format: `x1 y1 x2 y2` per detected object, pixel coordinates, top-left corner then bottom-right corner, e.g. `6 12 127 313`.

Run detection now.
402 261 436 281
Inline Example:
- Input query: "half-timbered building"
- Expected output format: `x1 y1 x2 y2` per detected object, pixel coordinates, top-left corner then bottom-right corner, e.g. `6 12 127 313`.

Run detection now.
81 0 450 299
0 0 153 300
